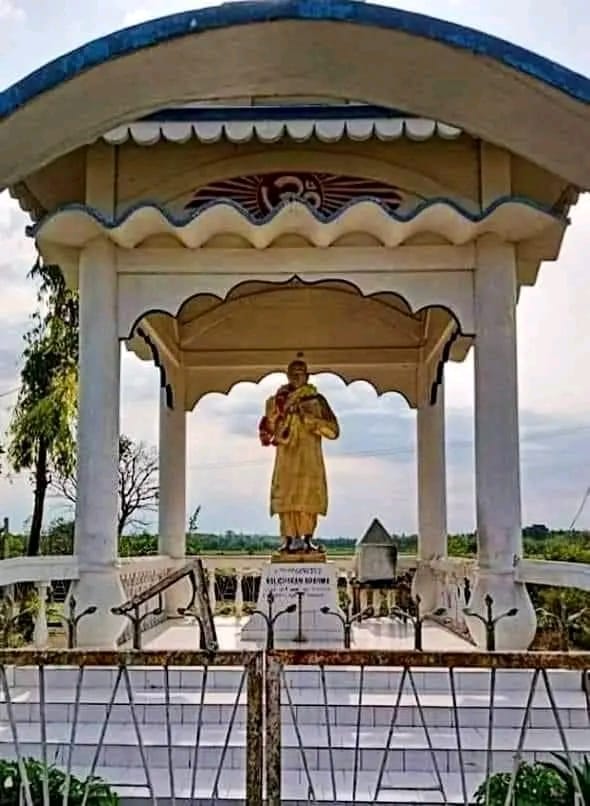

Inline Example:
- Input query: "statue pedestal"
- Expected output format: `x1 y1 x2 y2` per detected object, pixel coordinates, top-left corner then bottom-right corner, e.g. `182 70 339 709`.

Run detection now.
241 559 344 646
270 549 327 564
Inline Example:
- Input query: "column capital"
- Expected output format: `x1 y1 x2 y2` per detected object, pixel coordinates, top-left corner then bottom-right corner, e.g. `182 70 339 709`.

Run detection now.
475 233 517 256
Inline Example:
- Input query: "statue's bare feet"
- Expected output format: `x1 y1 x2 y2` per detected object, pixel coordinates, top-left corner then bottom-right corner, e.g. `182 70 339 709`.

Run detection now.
303 536 321 552
280 537 295 553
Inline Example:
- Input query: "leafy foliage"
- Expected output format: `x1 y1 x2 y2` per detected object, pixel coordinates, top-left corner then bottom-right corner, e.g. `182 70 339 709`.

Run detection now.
541 753 590 804
530 585 590 650
0 758 119 804
474 761 568 805
6 259 78 556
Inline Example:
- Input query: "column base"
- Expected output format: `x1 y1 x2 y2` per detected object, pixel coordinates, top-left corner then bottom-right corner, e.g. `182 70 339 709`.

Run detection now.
411 562 441 614
466 570 536 650
68 568 127 648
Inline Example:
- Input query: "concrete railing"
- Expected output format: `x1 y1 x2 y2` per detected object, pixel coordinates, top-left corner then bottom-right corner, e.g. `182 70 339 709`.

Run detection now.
0 555 79 649
517 557 590 591
2 552 589 650
0 554 79 588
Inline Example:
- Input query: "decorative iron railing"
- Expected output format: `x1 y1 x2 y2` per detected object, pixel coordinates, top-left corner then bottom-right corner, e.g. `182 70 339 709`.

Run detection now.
113 558 217 650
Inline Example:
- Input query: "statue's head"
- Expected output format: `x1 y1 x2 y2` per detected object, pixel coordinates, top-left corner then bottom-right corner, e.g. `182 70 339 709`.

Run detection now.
287 356 309 389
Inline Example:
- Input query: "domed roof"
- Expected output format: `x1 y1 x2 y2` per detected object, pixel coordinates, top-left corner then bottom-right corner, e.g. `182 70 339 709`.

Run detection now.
1 1 589 189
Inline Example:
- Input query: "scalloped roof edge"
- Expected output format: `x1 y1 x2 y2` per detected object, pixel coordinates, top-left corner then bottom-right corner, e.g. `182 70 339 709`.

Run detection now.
2 0 590 119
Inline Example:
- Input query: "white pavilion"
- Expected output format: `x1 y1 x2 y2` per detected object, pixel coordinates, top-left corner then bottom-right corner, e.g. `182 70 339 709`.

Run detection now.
1 0 589 648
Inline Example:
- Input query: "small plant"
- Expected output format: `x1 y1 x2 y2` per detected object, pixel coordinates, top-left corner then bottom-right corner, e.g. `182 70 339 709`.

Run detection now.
0 595 37 648
0 758 119 805
474 760 567 805
540 753 590 805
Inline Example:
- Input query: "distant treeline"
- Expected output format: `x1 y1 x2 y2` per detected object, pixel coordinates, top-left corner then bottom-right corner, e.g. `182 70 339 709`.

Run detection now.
1 518 590 564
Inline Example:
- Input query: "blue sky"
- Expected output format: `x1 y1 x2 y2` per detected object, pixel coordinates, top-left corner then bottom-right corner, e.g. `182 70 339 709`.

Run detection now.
1 0 590 538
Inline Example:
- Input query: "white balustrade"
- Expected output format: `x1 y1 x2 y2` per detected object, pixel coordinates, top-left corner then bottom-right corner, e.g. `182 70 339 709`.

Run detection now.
208 569 217 611
2 552 589 651
234 572 244 618
33 582 49 649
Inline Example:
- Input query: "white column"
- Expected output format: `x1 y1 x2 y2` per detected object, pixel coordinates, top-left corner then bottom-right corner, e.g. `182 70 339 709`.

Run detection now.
158 383 186 559
158 381 189 616
73 239 126 647
468 238 536 649
411 386 447 613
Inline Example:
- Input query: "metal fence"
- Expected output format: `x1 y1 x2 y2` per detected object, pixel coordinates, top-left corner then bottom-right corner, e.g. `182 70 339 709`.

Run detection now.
0 648 589 805
0 649 263 805
265 650 590 805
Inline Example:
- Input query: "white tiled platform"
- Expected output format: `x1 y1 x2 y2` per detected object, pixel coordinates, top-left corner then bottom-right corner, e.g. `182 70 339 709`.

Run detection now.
1 618 588 804
143 615 475 652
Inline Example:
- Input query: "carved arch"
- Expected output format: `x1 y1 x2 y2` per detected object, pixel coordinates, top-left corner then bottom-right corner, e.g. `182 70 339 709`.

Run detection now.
127 276 469 410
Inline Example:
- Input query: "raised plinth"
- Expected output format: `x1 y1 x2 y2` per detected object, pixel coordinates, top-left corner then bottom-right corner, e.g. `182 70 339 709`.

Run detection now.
270 549 327 564
241 559 344 646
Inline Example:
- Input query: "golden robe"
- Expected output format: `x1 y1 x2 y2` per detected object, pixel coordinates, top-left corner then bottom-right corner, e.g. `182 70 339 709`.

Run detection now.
259 383 339 536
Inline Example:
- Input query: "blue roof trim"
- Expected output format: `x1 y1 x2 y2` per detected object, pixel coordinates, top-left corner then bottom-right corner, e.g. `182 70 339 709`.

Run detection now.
2 0 589 120
140 104 414 123
27 195 566 239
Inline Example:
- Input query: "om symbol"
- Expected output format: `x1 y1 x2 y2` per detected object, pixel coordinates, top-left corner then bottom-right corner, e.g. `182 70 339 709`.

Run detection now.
259 173 323 214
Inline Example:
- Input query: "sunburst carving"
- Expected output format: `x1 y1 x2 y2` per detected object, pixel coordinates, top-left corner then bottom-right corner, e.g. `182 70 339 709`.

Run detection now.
185 172 404 219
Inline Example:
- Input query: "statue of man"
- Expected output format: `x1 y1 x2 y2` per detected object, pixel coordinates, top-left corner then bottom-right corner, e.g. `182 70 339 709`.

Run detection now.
259 357 340 552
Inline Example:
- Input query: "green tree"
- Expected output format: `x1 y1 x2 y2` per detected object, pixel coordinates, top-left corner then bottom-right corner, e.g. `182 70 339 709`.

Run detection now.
7 259 78 556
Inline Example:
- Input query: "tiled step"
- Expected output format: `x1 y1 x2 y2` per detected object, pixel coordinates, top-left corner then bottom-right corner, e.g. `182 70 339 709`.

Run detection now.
2 663 587 802
4 681 587 730
8 665 586 692
4 677 586 728
52 767 538 804
1 723 588 771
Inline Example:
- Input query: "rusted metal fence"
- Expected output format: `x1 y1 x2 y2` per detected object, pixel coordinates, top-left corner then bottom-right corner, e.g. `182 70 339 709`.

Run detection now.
0 649 263 805
1 648 589 804
265 650 590 806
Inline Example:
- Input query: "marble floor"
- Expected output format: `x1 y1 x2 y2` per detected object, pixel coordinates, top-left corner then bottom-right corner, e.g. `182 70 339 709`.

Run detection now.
143 616 475 652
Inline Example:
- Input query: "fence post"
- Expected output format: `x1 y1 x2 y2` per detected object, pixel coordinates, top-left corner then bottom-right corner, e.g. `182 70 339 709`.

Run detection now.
246 651 264 806
266 652 282 806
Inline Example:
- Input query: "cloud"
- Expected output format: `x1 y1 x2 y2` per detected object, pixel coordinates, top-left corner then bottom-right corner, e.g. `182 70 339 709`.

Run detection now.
122 8 154 27
0 193 37 327
0 0 24 23
121 0 220 29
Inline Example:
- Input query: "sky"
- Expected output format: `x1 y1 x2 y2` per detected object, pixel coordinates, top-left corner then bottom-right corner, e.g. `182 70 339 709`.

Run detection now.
2 0 590 539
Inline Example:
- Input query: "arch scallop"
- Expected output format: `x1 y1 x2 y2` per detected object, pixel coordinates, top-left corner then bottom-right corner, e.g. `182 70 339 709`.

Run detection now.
120 272 474 342
128 277 465 409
